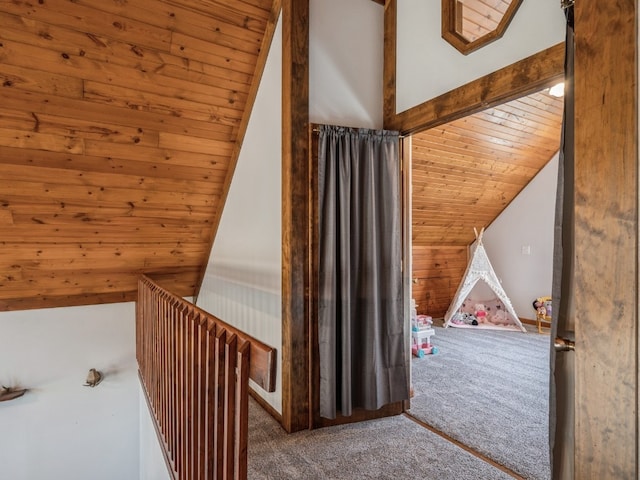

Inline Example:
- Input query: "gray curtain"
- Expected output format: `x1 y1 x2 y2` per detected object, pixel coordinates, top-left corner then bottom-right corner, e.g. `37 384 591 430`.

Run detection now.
317 125 409 420
550 5 575 479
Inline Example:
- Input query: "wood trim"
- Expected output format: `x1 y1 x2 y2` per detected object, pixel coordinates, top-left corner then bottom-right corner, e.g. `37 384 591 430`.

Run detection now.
382 0 397 125
573 1 638 476
249 388 283 425
140 275 277 392
281 0 310 434
405 413 526 479
441 0 524 55
137 276 272 479
316 401 404 428
384 42 565 134
193 0 283 301
309 125 321 429
401 135 413 412
0 291 134 311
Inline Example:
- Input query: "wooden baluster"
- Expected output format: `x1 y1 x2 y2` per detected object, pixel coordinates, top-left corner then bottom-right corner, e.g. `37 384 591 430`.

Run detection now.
205 320 217 479
235 341 250 480
213 327 227 479
168 299 177 470
175 304 184 480
185 308 195 480
196 314 208 480
136 275 276 480
223 334 238 479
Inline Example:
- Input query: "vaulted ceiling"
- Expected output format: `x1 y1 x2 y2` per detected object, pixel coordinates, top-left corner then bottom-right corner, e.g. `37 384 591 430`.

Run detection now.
0 0 561 312
412 89 563 246
0 0 278 311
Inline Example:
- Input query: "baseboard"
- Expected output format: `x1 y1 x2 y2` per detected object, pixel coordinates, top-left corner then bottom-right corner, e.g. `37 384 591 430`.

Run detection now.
249 388 283 425
315 401 404 429
519 316 551 330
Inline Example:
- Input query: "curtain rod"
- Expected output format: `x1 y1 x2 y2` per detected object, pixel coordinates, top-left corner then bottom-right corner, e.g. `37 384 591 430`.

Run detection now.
311 127 406 138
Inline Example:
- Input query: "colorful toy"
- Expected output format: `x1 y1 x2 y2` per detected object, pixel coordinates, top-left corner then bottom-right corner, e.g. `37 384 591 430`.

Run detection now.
412 341 438 357
410 299 438 356
533 296 552 333
411 323 437 357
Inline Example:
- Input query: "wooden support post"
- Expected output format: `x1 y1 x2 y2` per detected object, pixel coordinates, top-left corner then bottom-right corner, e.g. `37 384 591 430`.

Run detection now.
281 0 311 433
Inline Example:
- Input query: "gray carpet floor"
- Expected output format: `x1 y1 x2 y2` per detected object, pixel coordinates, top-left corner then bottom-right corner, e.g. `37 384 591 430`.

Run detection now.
248 397 513 479
408 323 551 480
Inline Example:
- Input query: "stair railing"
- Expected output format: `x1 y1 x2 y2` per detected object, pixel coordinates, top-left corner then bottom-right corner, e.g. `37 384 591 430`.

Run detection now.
137 275 276 480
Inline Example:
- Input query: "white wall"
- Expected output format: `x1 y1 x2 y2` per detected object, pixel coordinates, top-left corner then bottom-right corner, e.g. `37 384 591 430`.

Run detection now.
197 0 385 415
197 17 284 413
310 0 384 129
396 0 565 113
0 302 139 480
482 153 559 319
139 382 172 480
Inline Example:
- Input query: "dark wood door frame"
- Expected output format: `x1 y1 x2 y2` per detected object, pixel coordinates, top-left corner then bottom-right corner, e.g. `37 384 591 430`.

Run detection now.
280 0 404 434
307 124 405 430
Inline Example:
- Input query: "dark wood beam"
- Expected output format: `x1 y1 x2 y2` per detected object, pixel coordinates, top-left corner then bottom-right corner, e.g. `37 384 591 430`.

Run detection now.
383 0 397 125
384 42 564 134
281 0 310 434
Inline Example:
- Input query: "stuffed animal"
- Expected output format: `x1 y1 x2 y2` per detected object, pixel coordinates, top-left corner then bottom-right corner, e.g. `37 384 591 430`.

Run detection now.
490 309 510 326
452 311 477 325
474 303 488 323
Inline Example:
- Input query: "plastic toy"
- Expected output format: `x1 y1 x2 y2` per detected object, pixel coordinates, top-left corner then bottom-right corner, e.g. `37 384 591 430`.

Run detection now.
411 342 439 357
411 325 437 357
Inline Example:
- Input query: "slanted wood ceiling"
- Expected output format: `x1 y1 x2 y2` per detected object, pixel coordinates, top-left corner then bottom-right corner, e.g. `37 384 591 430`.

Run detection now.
0 0 278 311
412 89 564 246
0 0 560 312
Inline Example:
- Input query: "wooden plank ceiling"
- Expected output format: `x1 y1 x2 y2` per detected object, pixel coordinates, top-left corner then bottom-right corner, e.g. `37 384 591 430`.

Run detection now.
412 88 564 246
0 0 560 312
455 0 513 42
0 0 279 311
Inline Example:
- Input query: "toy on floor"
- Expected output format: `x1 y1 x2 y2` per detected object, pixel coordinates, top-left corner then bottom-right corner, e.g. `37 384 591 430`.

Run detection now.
412 341 439 358
411 307 438 357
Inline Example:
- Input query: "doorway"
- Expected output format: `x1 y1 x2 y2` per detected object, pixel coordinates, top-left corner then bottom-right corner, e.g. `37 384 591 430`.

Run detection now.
404 86 563 480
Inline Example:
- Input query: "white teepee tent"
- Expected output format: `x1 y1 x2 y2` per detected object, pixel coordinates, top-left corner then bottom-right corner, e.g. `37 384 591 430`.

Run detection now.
444 228 526 332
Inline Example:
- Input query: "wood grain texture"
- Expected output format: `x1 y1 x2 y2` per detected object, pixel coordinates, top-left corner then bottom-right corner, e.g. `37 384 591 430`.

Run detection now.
411 90 563 246
412 246 467 317
573 1 638 477
0 0 279 310
441 0 523 54
137 276 271 479
281 0 310 434
382 0 397 121
384 41 565 134
383 1 563 347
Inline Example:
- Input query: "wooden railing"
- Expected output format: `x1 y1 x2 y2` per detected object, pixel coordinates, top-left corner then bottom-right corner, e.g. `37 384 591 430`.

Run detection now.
137 275 277 480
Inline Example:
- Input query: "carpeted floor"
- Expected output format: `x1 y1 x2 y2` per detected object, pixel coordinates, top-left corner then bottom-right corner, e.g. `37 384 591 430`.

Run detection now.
248 396 514 479
408 323 551 480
